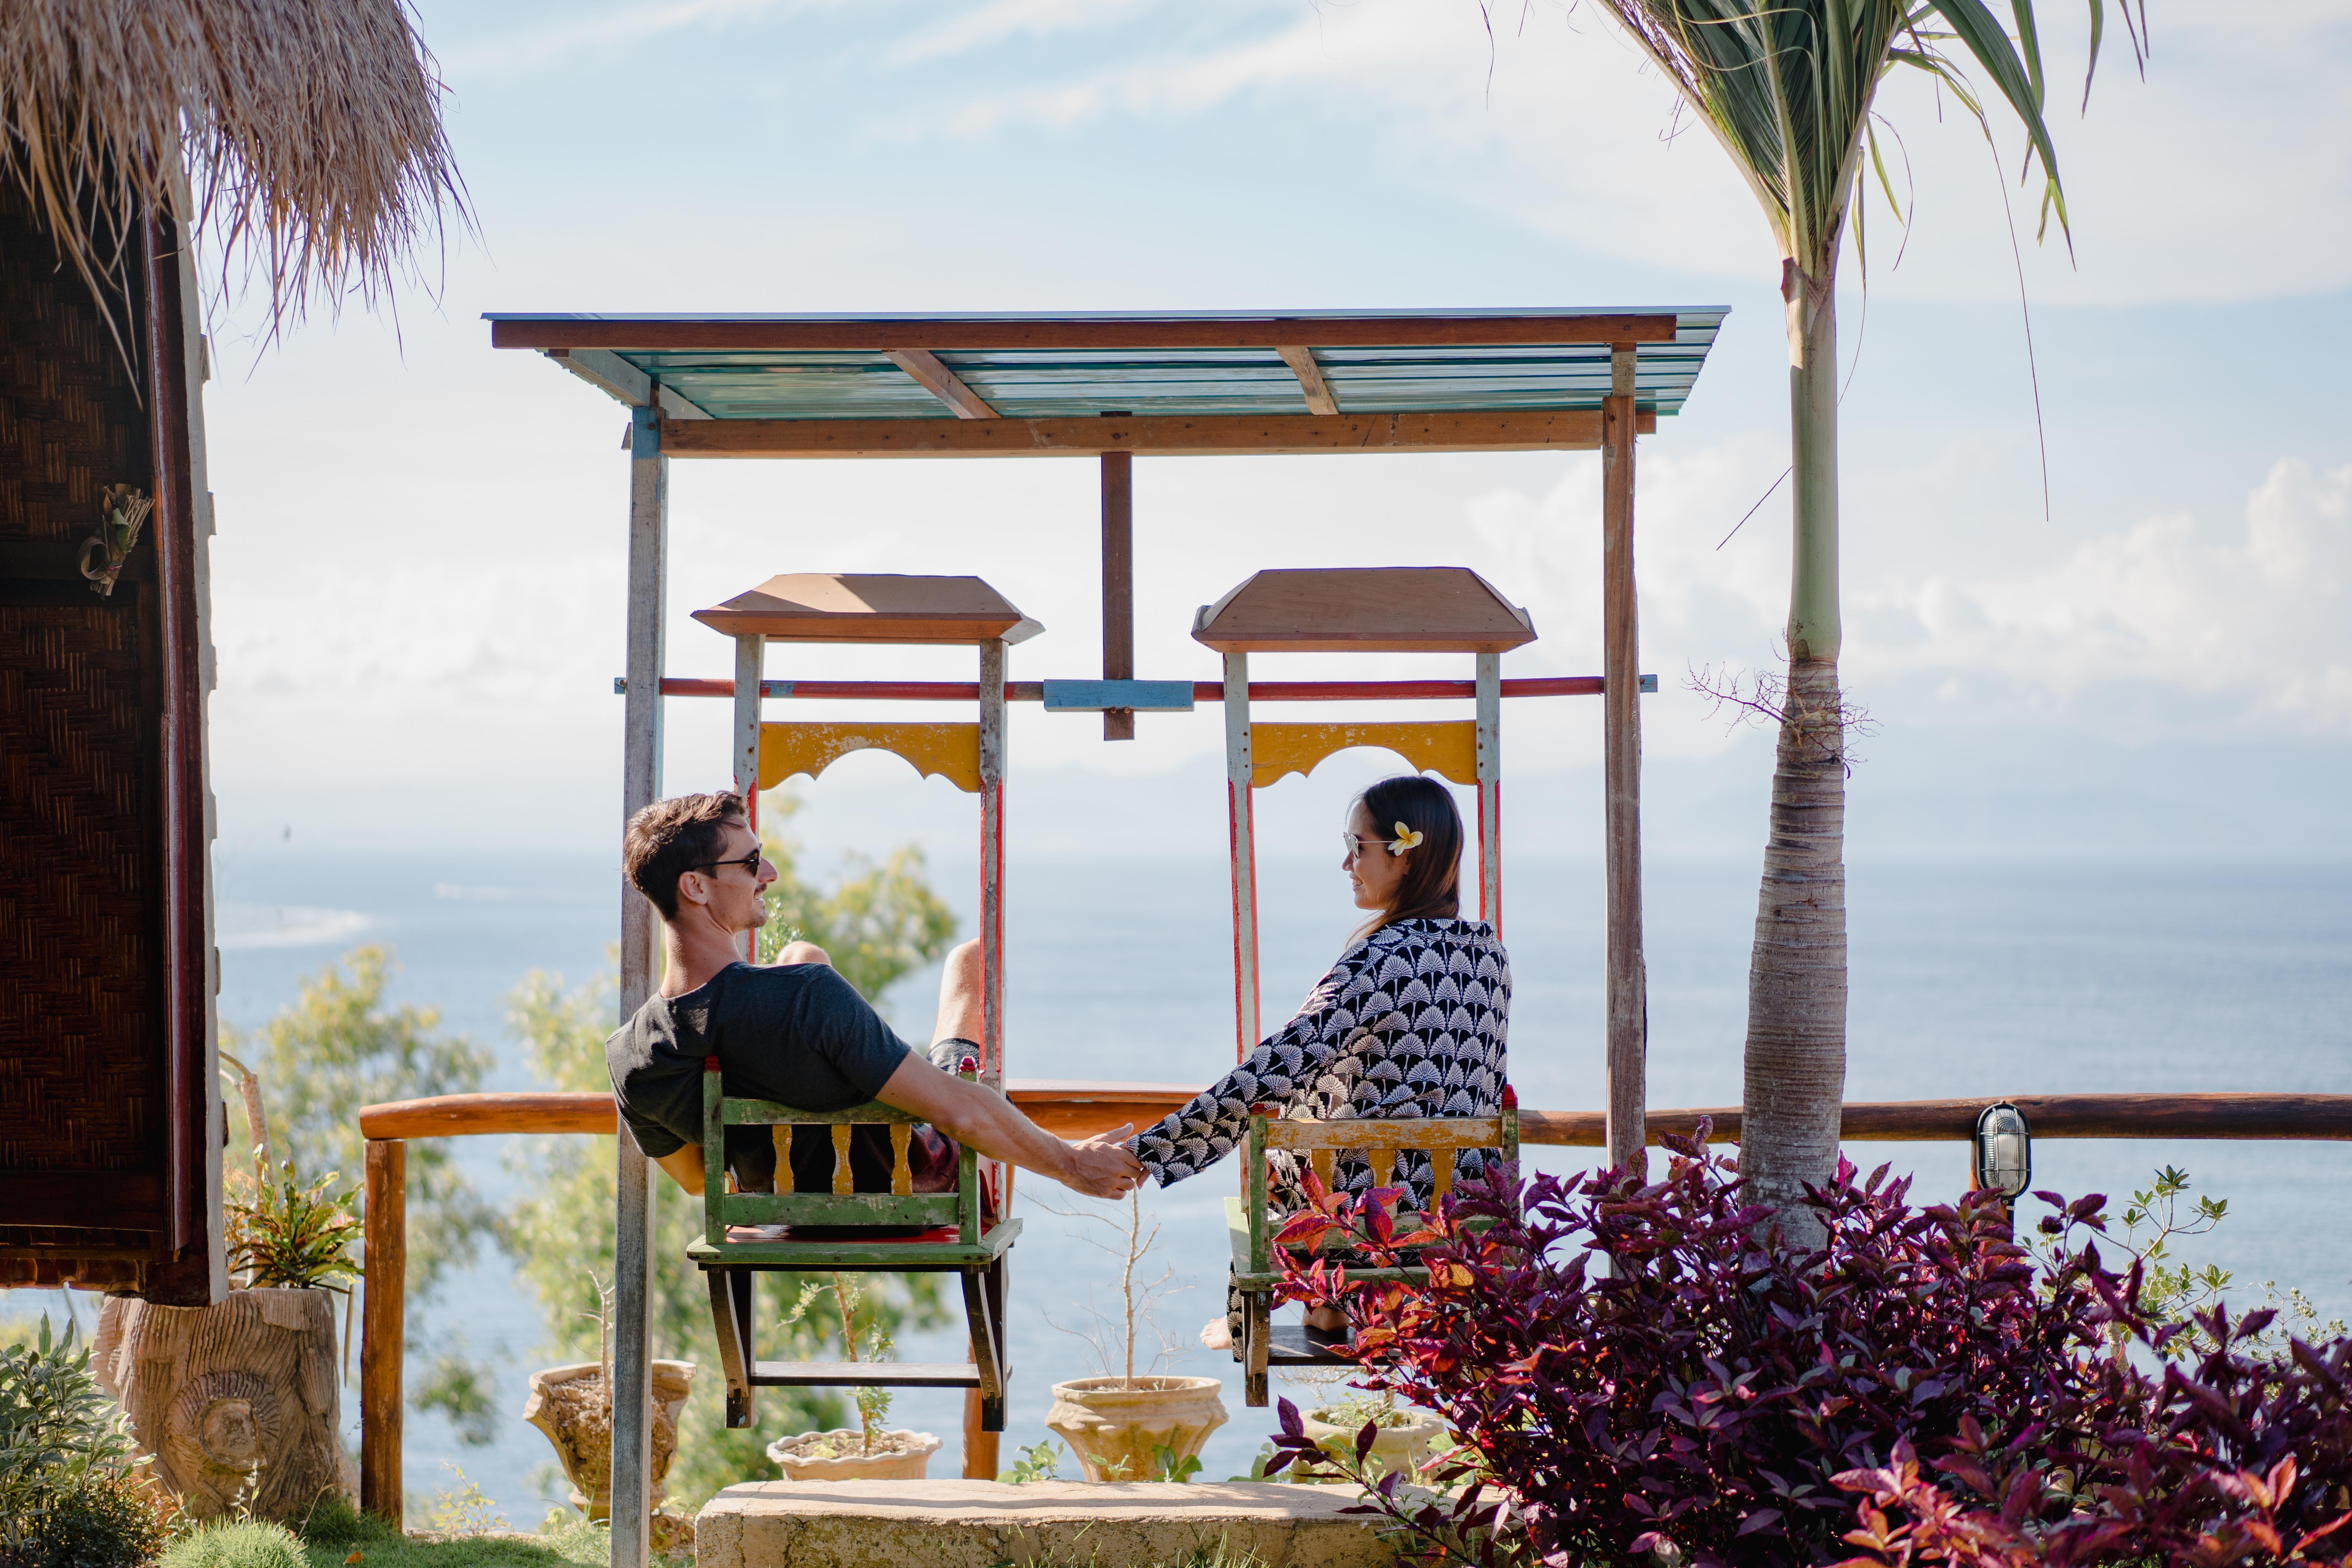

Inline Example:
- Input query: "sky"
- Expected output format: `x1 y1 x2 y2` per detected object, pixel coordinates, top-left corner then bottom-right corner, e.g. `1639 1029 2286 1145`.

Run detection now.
195 0 2352 859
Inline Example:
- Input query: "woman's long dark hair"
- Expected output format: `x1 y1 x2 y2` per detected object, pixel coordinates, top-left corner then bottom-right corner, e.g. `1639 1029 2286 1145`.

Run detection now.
1354 774 1465 934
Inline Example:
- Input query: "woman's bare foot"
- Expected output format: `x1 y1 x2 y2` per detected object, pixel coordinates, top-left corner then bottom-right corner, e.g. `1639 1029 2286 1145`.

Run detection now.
1200 1317 1233 1351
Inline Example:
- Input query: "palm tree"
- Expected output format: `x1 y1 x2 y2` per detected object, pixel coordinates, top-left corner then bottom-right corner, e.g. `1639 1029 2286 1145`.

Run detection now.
1572 2 2148 1245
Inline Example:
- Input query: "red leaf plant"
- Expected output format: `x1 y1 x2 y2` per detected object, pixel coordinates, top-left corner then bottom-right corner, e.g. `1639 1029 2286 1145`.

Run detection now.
1260 1128 2352 1568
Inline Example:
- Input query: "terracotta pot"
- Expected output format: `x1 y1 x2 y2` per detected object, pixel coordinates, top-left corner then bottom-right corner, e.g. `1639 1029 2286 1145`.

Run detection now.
766 1428 940 1481
521 1359 694 1520
1044 1376 1228 1483
1296 1406 1450 1484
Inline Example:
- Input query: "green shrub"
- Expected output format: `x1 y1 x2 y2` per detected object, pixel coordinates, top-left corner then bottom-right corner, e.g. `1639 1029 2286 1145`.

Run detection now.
0 1316 173 1568
3 1472 174 1568
156 1522 302 1568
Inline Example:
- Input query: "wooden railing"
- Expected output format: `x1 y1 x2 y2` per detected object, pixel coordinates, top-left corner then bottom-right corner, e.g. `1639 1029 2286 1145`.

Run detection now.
355 1085 2352 1522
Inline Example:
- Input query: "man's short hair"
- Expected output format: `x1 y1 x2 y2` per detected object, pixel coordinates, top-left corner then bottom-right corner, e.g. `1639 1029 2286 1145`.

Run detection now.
623 792 747 921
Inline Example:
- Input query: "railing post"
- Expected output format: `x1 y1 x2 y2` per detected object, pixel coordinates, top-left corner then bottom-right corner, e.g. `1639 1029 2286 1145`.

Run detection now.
359 1138 405 1524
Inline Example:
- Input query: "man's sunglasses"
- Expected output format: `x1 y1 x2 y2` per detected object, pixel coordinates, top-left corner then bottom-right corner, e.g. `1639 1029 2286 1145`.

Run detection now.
696 847 767 876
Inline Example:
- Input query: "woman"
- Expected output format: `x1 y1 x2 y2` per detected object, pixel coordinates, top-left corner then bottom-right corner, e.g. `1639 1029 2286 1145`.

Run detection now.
1128 773 1512 1211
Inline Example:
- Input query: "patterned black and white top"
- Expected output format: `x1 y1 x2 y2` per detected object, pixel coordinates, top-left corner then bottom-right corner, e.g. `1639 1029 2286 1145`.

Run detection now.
1127 917 1510 1209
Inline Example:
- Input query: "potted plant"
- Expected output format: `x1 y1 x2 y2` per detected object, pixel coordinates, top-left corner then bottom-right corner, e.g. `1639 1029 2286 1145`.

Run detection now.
1042 1191 1226 1483
92 1058 360 1523
1293 1386 1449 1485
765 1275 940 1480
521 1273 696 1520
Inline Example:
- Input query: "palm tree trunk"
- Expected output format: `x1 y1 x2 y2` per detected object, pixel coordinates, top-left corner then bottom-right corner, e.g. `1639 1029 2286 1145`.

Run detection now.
1740 267 1848 1250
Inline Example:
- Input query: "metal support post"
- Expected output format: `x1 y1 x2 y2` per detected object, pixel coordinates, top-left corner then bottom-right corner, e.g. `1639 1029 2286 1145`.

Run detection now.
968 635 1008 1479
732 633 765 960
1474 651 1502 935
613 403 667 1567
1223 650 1259 1061
1601 346 1648 1180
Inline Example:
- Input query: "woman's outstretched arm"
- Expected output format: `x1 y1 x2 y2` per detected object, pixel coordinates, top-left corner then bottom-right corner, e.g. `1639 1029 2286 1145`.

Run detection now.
1128 944 1381 1186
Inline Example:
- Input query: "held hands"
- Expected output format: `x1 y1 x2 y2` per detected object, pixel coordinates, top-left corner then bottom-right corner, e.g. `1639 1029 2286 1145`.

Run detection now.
1061 1122 1146 1200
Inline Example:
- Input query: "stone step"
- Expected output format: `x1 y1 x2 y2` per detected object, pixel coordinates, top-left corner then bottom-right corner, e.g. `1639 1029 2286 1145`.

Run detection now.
696 1478 1399 1568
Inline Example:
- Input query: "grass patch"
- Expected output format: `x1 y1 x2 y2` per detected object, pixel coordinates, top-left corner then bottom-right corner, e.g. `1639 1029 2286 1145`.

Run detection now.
268 1496 622 1568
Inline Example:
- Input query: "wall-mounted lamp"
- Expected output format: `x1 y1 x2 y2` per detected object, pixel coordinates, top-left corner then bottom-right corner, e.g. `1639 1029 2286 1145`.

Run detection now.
1972 1101 2032 1200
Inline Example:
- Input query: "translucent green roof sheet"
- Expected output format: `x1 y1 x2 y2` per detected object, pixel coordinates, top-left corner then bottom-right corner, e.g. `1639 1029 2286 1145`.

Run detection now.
486 309 1728 422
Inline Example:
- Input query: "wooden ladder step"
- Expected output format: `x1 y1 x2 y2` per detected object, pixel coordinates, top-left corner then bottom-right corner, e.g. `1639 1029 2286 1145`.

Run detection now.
749 1361 982 1389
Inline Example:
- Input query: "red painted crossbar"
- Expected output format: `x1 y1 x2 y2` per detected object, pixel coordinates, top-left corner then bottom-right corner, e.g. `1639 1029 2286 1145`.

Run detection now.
648 676 1614 702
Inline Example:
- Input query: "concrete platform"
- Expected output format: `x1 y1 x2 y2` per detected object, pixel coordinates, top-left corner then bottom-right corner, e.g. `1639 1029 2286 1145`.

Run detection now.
695 1479 1400 1568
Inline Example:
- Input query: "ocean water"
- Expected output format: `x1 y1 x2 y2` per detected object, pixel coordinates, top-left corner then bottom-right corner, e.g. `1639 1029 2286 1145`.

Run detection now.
43 836 2350 1521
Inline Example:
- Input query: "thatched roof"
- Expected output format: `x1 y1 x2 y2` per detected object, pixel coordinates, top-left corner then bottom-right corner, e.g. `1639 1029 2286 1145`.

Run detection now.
1 0 466 342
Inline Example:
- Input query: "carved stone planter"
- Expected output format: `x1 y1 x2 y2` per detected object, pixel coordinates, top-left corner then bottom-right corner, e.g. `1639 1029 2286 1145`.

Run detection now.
93 1289 346 1523
766 1428 940 1481
1045 1376 1227 1483
522 1359 694 1520
1296 1406 1450 1484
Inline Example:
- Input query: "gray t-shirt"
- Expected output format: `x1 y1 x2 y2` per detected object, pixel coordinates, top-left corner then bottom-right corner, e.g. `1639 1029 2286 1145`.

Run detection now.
605 963 912 1185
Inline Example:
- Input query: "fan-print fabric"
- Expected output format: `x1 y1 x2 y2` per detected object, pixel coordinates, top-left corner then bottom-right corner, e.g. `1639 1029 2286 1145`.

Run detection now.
1128 917 1510 1210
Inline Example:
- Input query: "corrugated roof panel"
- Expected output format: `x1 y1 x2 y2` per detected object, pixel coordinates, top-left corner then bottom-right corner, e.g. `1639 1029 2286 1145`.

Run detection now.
545 310 1730 421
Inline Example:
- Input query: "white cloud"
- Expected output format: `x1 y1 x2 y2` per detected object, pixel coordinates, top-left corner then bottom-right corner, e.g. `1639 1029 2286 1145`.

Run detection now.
886 0 2352 306
1859 458 2352 733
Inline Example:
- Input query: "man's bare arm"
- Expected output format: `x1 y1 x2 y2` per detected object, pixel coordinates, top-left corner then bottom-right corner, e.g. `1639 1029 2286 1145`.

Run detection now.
875 1055 1142 1200
652 1145 705 1196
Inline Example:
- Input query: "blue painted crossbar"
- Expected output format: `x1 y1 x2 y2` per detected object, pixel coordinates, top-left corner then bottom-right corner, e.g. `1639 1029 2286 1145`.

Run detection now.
1039 679 1198 712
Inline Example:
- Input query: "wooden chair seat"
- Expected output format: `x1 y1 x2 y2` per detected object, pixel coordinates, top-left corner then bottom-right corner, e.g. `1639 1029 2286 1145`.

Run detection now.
1227 1093 1518 1405
690 1057 1016 1430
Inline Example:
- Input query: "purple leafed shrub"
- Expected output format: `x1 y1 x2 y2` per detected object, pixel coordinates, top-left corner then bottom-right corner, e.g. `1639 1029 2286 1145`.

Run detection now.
1263 1131 2352 1568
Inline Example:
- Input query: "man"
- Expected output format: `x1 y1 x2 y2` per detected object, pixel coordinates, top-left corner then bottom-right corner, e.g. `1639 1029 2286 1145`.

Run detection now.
607 791 1142 1202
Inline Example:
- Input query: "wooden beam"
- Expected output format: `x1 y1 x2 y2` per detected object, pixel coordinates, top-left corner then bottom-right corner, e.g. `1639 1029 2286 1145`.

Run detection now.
1276 346 1338 416
1601 347 1647 1182
493 312 1684 353
341 1085 2352 1149
1101 452 1134 740
883 349 998 419
547 349 714 419
663 407 1649 459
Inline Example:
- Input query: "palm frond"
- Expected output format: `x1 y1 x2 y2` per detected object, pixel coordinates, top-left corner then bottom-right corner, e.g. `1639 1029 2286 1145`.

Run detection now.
0 0 470 347
1567 0 2135 274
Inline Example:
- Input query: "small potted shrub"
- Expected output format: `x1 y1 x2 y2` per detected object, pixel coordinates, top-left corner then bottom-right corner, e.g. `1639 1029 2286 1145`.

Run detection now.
1293 1386 1448 1485
1043 1192 1226 1483
522 1273 695 1519
95 1147 361 1522
765 1276 940 1481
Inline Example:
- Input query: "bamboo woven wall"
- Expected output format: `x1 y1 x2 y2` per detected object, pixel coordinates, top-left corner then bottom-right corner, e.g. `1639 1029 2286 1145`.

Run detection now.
0 177 170 1291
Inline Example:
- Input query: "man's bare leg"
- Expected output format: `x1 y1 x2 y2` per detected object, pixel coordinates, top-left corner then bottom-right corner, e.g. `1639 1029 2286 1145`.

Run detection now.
930 938 985 1053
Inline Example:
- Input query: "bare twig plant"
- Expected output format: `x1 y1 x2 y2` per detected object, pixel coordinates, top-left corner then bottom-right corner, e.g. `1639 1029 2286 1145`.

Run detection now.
1035 1190 1190 1386
1687 655 1877 778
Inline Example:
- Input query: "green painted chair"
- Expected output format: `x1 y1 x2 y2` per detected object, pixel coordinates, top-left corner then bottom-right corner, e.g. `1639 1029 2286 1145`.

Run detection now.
1226 1089 1518 1406
686 1056 1022 1430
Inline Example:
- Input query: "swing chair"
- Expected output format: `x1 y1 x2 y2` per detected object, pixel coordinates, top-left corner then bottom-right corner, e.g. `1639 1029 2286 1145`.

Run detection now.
1198 567 1538 1405
683 573 1034 1431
